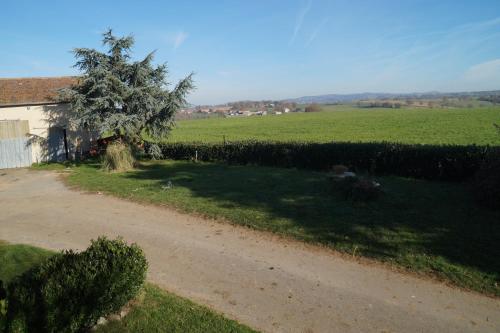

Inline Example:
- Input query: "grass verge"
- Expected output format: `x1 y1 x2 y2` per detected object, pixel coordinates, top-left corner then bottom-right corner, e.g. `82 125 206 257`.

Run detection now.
94 284 255 333
0 241 256 333
36 160 500 297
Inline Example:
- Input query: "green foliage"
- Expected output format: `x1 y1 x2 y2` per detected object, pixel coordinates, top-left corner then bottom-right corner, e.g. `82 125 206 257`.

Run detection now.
473 156 500 209
473 124 500 209
4 237 147 333
0 281 6 319
102 142 135 172
150 141 500 181
0 244 54 285
61 29 194 149
168 107 500 145
0 243 253 333
0 243 54 331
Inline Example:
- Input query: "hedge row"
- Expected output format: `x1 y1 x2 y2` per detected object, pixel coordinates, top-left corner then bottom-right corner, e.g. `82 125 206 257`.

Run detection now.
148 141 500 181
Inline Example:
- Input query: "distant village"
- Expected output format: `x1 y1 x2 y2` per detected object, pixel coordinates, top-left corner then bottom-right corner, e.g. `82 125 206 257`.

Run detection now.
176 90 500 120
177 101 301 120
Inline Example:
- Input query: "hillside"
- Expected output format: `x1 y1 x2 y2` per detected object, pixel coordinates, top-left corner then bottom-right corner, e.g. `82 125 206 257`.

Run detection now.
285 90 500 104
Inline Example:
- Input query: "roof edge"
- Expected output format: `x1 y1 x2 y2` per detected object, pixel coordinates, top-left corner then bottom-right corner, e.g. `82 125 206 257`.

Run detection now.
0 101 69 108
0 76 79 80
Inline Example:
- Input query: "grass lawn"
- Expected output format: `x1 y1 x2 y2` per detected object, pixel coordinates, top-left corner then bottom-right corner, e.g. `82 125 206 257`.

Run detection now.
168 106 500 145
0 242 256 333
94 284 255 333
39 160 500 297
0 241 53 284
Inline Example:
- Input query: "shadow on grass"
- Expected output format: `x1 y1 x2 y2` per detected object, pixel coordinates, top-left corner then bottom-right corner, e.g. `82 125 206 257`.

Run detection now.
121 161 500 283
32 157 100 170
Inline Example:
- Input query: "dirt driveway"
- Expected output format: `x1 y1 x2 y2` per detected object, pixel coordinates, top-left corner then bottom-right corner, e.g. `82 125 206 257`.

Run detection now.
1 168 499 333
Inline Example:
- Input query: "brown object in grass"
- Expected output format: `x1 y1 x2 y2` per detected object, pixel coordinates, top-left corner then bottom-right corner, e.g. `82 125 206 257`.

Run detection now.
332 165 349 175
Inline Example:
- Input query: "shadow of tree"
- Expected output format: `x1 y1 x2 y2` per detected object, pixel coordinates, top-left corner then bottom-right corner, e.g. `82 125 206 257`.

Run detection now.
25 104 93 163
122 161 500 278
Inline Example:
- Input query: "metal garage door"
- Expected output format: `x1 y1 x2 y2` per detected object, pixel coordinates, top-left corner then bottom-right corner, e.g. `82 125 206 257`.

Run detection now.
0 120 32 169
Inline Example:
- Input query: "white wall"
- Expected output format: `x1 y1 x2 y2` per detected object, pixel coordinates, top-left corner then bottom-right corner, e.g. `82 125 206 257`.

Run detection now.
0 103 91 163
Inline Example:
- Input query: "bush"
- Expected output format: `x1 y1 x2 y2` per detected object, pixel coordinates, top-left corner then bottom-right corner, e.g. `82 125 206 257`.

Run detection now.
4 237 148 333
332 176 382 202
304 104 321 112
350 178 383 202
473 157 500 209
332 175 358 198
102 142 135 172
0 280 6 326
332 164 348 175
149 141 500 181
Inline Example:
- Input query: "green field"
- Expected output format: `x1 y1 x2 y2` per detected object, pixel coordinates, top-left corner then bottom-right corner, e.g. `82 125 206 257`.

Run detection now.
35 161 500 296
168 106 500 145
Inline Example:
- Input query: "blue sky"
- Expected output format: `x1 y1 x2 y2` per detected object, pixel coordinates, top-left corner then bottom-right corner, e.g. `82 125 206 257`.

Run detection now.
1 0 500 105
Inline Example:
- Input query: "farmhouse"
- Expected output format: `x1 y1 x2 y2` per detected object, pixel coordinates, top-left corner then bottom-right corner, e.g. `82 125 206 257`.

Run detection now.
0 76 91 168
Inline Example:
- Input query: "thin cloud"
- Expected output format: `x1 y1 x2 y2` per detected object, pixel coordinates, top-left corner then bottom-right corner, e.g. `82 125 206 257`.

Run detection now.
456 16 500 34
351 16 500 74
379 16 500 45
173 31 188 50
289 0 312 46
306 18 328 46
464 59 500 81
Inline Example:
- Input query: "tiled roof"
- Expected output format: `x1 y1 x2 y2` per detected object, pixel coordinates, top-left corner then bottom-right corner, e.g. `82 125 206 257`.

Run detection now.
0 76 78 106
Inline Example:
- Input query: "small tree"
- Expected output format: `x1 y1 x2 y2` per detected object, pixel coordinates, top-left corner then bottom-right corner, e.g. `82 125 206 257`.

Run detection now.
61 29 194 164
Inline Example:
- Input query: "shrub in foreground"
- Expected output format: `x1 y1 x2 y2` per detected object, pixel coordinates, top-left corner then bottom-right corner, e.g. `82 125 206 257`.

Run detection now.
4 237 148 333
102 142 135 172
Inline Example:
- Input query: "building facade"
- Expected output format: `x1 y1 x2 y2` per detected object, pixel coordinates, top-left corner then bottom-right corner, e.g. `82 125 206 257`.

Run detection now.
0 77 90 168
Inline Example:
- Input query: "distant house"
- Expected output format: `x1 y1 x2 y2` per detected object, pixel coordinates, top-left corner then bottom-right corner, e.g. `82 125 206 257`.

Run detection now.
0 76 91 169
213 106 232 113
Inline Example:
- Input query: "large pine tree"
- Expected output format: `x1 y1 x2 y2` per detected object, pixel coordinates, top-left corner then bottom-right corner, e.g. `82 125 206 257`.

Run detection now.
61 29 194 158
